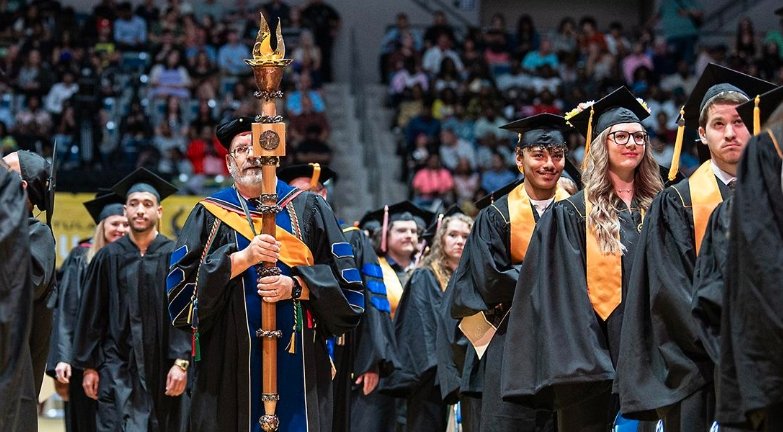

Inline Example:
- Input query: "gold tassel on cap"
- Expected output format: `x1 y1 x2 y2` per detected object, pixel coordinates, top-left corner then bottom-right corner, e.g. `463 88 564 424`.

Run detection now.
309 163 321 190
380 205 389 253
669 107 685 182
582 106 594 171
753 95 761 135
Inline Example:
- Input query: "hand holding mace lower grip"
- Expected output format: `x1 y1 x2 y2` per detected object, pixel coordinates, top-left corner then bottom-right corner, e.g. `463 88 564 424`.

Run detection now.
245 13 292 432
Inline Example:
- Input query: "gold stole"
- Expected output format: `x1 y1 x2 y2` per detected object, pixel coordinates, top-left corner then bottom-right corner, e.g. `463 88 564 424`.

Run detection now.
585 199 623 321
378 256 404 318
200 201 314 267
688 161 724 256
507 184 571 262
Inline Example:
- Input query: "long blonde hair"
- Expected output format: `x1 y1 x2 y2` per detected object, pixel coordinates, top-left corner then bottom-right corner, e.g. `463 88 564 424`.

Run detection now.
420 213 474 290
86 219 109 263
583 126 663 254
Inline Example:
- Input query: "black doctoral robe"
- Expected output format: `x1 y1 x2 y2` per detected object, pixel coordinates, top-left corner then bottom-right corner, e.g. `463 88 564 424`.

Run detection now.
617 172 731 430
449 194 554 432
46 243 97 432
717 126 783 428
500 191 644 431
333 226 399 432
385 266 450 432
167 186 363 432
0 168 34 432
73 234 190 432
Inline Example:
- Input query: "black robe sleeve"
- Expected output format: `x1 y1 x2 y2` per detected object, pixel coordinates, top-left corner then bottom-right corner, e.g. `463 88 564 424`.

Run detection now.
436 278 468 403
617 186 713 417
717 129 783 426
383 267 444 397
167 204 237 334
72 247 112 370
450 201 516 318
0 169 33 431
344 228 398 377
294 193 364 336
500 198 614 409
28 218 56 302
46 246 89 375
691 199 731 364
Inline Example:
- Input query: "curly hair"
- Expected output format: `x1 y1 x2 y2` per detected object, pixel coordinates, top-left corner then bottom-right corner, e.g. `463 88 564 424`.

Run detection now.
420 213 474 290
583 126 663 254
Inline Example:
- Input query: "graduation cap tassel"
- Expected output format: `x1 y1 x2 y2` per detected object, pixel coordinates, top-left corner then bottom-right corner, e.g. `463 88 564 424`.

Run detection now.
380 205 389 253
309 163 321 191
581 106 594 171
669 107 686 182
753 94 761 135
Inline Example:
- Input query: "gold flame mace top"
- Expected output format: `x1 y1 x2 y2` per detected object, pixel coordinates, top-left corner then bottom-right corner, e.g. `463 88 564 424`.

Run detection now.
245 13 293 67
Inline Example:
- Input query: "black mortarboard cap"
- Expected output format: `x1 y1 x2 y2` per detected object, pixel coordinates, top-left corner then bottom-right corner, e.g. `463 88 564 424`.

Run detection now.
682 63 775 129
500 113 570 148
278 163 338 188
736 85 783 135
17 150 51 215
215 116 254 149
568 87 649 140
83 190 126 224
111 167 178 202
667 64 775 181
421 204 466 245
359 201 435 231
474 178 523 210
359 201 435 253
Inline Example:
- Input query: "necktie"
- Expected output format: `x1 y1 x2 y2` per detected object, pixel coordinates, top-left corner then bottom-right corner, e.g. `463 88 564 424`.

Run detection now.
727 179 736 192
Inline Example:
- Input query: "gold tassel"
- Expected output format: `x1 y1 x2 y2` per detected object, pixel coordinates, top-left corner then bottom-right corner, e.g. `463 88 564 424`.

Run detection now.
669 107 685 182
581 106 594 171
753 95 761 135
286 330 296 354
309 163 321 190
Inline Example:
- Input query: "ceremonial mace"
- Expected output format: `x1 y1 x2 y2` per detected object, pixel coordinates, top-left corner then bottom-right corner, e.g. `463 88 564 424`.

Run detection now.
245 14 292 432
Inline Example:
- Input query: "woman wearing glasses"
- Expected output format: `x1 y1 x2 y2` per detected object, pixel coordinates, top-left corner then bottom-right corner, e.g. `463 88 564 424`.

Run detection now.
500 87 663 432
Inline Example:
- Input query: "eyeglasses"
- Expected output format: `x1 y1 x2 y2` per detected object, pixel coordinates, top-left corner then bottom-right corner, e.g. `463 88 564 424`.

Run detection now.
230 145 254 158
608 131 648 146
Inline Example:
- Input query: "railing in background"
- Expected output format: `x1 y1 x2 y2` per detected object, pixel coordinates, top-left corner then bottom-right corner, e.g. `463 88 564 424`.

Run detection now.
350 27 381 209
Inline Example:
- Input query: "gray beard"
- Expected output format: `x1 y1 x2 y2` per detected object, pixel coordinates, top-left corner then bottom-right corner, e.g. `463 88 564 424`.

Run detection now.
228 162 264 187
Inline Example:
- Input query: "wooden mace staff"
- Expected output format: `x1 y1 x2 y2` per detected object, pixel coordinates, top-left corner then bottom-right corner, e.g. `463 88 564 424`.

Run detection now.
245 13 292 432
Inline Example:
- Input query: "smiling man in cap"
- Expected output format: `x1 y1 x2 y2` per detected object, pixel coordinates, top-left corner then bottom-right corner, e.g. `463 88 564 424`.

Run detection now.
72 167 190 432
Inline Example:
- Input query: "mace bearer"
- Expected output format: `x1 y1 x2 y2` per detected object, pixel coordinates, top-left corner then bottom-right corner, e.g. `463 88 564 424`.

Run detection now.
245 13 292 432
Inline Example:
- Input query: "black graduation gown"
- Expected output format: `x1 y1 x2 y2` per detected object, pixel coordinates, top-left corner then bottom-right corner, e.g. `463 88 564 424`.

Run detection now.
617 174 730 428
717 127 783 428
167 186 363 432
333 227 399 432
0 168 34 432
449 195 553 432
29 217 56 390
692 199 732 365
500 191 644 429
46 244 97 432
385 266 449 432
72 234 190 432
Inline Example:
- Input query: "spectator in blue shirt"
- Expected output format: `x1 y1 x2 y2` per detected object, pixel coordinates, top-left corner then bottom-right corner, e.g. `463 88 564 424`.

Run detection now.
217 30 250 76
480 151 517 193
114 2 148 51
521 37 559 73
286 72 326 115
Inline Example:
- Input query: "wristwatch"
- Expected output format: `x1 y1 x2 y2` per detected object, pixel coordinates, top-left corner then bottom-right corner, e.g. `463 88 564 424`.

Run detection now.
291 276 303 300
174 359 190 372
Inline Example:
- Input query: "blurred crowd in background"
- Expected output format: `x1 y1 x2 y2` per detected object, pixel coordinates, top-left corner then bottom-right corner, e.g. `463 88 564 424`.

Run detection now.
0 0 340 194
383 4 783 210
1 0 782 205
